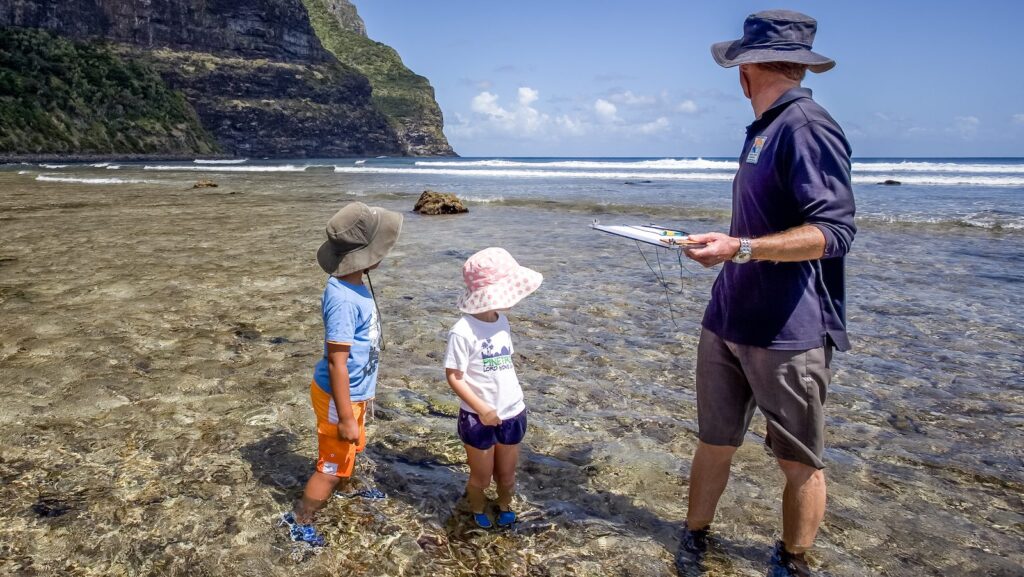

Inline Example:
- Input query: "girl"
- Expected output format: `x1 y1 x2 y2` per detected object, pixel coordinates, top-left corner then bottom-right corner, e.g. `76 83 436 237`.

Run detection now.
444 247 542 528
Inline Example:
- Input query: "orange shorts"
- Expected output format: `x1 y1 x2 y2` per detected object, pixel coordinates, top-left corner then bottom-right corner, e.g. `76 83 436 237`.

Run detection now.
310 381 367 478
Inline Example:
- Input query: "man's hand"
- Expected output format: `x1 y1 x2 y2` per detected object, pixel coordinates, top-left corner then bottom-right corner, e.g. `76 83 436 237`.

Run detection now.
684 232 741 268
338 418 360 443
480 408 502 427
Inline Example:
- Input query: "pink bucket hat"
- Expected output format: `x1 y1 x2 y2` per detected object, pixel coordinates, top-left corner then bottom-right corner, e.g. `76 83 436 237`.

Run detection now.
457 248 543 314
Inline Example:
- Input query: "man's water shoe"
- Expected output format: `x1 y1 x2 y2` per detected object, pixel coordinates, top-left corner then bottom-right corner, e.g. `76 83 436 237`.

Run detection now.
766 541 812 577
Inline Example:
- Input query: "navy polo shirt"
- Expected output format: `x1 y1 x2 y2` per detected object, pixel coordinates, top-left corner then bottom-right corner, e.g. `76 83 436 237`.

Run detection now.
702 87 856 351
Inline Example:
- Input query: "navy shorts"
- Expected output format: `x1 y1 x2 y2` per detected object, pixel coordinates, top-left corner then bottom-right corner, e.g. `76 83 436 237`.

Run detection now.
457 408 527 450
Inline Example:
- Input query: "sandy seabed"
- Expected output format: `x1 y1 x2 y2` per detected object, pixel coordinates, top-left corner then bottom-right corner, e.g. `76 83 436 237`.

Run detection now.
0 173 1021 576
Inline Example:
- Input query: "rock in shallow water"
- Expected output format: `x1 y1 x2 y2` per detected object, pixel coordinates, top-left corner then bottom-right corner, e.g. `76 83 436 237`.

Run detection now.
414 191 468 215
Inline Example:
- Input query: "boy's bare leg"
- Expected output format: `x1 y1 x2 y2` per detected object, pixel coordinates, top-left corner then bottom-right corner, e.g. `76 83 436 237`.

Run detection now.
778 458 826 554
295 471 344 523
464 444 495 513
493 443 520 510
685 441 737 529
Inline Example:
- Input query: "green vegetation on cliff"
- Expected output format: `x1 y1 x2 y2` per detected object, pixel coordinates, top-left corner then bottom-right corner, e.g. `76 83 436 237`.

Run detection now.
300 0 454 155
0 27 218 155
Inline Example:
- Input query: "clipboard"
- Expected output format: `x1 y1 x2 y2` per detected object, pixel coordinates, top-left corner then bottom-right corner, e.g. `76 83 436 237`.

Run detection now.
591 221 706 249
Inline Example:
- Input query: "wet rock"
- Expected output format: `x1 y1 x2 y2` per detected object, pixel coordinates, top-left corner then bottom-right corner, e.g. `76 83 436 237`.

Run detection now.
443 249 473 260
133 358 153 374
193 179 218 188
414 191 468 215
417 533 447 549
233 323 261 341
879 179 902 185
31 497 71 518
426 398 460 418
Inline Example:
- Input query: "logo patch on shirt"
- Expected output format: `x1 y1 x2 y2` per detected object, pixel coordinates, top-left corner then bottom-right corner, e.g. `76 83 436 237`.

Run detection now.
746 135 768 164
480 338 513 373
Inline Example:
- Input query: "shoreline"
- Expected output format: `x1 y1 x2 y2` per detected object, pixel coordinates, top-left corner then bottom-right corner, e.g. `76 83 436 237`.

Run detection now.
0 152 236 164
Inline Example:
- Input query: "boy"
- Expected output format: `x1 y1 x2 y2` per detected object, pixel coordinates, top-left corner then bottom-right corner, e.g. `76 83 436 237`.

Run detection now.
281 202 403 546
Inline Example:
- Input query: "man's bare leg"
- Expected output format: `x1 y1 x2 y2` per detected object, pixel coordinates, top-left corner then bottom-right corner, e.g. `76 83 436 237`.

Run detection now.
686 441 738 529
778 458 826 554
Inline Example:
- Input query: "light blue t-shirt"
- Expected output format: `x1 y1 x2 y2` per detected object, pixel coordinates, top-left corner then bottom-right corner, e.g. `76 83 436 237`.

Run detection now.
313 277 380 401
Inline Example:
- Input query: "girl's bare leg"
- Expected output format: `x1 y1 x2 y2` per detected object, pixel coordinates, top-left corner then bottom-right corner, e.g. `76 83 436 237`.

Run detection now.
464 444 495 513
493 443 520 511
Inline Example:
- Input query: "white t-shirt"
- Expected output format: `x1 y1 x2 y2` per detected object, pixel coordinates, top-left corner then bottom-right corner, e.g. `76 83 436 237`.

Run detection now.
444 313 526 420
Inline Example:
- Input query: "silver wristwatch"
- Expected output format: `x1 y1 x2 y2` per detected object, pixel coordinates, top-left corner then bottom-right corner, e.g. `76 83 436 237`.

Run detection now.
731 237 752 264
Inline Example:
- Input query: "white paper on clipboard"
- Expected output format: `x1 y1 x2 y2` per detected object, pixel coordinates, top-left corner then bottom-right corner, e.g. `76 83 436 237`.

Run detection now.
591 221 706 249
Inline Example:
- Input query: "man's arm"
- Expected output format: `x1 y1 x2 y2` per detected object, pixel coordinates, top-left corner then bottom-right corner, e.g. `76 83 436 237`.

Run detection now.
684 225 825 267
327 342 360 442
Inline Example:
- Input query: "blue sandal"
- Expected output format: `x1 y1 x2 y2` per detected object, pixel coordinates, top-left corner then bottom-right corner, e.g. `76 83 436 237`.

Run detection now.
496 510 517 527
473 513 493 529
279 512 326 547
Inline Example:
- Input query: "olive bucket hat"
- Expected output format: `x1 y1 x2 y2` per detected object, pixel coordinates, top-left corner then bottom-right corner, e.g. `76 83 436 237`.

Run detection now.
316 202 403 277
711 10 835 73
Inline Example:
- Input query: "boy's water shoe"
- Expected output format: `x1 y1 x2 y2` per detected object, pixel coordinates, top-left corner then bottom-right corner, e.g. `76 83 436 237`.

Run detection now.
766 541 812 577
279 512 326 547
473 513 493 529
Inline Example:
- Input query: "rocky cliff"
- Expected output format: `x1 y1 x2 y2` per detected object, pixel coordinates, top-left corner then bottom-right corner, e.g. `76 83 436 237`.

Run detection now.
0 0 453 157
301 0 454 156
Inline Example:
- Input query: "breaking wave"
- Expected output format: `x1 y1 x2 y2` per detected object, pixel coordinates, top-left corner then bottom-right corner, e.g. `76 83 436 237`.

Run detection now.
144 164 309 172
35 175 156 184
415 158 739 170
336 165 1024 187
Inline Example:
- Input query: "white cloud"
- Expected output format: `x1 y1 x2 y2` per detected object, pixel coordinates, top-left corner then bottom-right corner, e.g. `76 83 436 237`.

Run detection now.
451 87 691 143
609 90 656 106
594 99 619 123
677 99 699 114
637 117 671 135
555 114 586 136
1013 113 1024 125
952 116 980 139
456 87 551 138
518 87 539 107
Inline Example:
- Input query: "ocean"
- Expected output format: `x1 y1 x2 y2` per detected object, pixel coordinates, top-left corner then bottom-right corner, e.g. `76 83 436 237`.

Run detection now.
0 157 1021 576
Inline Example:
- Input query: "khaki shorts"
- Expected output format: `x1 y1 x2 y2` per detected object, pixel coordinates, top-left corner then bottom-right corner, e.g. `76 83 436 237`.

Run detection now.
696 328 832 469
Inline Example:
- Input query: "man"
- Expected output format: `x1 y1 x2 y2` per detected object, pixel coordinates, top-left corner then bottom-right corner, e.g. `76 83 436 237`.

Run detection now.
680 10 856 577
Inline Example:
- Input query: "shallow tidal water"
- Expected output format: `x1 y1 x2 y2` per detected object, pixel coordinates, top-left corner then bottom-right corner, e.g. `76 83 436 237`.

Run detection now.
0 168 1022 576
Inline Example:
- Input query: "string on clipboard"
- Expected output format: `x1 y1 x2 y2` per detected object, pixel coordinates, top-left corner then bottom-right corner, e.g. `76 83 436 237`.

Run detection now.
633 239 699 329
590 220 713 330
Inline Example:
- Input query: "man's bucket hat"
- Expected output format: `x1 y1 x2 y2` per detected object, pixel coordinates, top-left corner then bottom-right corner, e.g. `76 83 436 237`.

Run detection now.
317 202 403 277
711 10 835 73
457 248 542 314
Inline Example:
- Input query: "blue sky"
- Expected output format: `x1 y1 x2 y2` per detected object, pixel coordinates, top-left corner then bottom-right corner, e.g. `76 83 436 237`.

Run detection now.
357 1 1024 158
